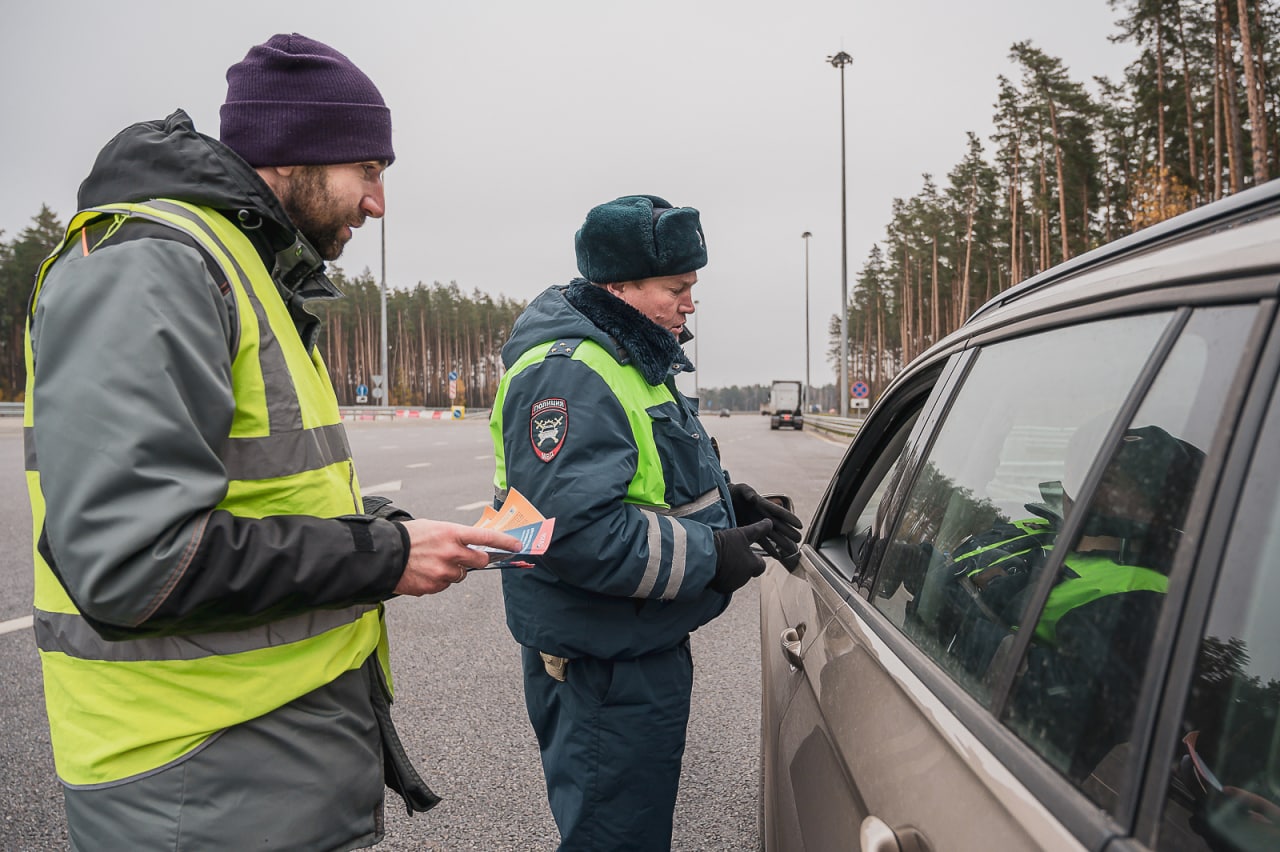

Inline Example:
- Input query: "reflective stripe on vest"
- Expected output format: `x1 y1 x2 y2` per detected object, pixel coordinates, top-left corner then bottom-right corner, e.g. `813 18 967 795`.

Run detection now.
491 338 701 600
24 200 384 787
1033 553 1168 645
955 517 1055 578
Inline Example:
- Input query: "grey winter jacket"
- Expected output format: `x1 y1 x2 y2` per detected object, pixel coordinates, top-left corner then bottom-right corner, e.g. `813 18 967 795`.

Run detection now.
28 110 411 850
30 110 408 639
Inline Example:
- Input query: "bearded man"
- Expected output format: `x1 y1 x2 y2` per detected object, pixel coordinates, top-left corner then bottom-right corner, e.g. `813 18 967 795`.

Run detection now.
23 33 519 851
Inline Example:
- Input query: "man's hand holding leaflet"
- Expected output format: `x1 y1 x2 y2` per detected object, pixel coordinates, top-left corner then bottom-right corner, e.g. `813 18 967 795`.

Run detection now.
469 487 556 568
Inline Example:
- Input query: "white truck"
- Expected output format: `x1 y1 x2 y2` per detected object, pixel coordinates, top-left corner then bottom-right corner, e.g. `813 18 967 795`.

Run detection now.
768 380 804 431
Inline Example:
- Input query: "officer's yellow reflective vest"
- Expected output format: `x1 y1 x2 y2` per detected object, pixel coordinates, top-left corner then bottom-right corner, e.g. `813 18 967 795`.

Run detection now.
24 199 388 787
491 338 673 507
1034 553 1168 645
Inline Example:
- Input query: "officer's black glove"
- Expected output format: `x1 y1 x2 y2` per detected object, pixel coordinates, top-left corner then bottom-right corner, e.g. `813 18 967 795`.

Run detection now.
363 495 414 522
729 483 803 557
710 519 773 594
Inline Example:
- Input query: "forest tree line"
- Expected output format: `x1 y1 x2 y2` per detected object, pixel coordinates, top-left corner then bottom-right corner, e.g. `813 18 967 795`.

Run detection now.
840 0 1280 398
3 1 1276 406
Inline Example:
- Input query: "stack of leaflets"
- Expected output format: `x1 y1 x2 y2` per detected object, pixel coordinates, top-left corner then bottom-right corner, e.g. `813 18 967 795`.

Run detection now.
469 488 555 569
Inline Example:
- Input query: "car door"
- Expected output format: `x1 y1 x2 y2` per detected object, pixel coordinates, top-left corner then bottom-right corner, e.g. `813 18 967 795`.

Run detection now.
761 358 953 851
763 302 1265 851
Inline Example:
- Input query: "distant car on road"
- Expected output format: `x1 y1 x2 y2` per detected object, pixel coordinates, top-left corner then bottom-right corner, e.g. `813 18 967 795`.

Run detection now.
719 408 731 418
760 181 1280 851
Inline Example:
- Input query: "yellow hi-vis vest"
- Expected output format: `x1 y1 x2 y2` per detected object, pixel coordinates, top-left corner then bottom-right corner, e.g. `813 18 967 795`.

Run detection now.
24 199 389 787
490 338 672 507
1033 553 1168 645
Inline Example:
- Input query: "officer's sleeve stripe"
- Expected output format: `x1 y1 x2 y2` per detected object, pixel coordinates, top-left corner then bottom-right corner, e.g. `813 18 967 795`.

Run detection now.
661 521 688 600
632 509 664 598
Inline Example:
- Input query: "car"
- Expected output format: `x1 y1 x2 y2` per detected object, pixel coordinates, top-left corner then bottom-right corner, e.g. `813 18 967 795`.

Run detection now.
760 181 1280 852
720 408 731 418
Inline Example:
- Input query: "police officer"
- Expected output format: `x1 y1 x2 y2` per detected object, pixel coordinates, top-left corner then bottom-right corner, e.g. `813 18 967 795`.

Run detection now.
24 34 521 851
490 194 803 850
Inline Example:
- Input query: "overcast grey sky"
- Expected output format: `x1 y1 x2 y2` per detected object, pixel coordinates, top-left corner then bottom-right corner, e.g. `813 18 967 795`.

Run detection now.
3 1 1134 392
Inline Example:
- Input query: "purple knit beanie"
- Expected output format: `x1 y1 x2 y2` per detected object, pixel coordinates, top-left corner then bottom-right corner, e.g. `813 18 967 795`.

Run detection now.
220 33 394 167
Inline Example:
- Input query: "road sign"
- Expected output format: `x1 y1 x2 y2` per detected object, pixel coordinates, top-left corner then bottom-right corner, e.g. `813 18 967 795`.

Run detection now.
851 381 870 399
372 375 384 387
851 398 870 409
372 387 385 401
448 371 458 382
355 394 368 404
356 383 369 397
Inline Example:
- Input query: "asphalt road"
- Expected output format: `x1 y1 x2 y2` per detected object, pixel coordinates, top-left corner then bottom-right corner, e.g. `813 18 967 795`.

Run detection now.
0 412 848 851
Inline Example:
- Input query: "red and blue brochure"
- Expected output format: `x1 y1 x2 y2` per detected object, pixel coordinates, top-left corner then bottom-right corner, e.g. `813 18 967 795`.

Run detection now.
468 488 554 569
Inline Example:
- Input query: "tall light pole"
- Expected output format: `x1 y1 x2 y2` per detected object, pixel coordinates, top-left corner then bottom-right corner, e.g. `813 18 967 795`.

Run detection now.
828 50 852 419
379 215 388 409
693 299 700 405
801 231 812 413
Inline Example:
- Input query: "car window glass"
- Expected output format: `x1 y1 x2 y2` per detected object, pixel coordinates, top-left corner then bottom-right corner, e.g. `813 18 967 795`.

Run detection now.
835 405 922 584
1001 306 1255 810
1157 378 1280 852
871 311 1176 708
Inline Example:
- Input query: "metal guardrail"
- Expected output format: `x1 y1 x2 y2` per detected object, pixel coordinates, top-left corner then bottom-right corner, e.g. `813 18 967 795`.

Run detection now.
807 414 864 440
339 406 492 421
0 403 491 420
4 402 862 439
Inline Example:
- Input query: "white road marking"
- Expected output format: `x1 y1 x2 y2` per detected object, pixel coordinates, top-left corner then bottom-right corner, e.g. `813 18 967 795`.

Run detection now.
363 480 402 493
0 615 33 636
406 462 432 469
456 501 491 511
473 455 491 460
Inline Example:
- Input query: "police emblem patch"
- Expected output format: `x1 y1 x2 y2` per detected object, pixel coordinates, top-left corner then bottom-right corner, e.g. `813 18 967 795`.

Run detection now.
530 398 568 462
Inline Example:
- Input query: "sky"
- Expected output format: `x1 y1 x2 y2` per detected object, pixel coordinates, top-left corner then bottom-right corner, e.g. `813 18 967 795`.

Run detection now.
2 1 1135 393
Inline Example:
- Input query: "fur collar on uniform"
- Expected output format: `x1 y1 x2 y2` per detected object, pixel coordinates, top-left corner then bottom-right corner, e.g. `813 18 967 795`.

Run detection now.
565 278 694 386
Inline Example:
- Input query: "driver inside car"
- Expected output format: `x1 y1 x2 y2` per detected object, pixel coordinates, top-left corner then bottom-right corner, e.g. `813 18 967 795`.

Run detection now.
943 422 1206 778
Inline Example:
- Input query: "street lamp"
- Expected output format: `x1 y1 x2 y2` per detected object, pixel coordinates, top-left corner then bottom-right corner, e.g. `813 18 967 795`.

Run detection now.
693 299 700 405
801 231 812 413
379 214 388 408
828 50 852 418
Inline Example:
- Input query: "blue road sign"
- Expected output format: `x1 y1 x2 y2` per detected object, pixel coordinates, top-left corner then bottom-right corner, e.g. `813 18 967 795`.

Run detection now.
356 383 369 397
851 381 870 399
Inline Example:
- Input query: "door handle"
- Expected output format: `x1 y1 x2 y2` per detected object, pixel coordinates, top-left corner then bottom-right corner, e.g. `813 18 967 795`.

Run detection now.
861 816 930 852
780 626 804 670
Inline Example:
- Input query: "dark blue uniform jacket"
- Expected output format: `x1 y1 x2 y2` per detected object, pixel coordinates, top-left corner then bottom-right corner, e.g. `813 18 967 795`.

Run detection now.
492 281 734 660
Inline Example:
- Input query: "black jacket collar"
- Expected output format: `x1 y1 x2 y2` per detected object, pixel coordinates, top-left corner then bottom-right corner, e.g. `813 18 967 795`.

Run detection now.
565 279 694 386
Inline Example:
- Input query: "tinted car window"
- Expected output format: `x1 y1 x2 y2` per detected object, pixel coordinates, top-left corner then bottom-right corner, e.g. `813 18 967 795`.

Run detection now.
871 311 1176 707
1158 372 1280 852
1001 306 1255 808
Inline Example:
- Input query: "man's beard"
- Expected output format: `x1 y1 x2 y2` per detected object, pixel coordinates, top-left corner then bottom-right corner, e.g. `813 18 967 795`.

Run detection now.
278 166 359 261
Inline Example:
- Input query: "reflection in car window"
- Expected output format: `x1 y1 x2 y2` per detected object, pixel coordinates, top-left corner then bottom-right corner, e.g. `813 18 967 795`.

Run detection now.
836 405 922 585
1000 306 1255 811
871 311 1176 708
1157 379 1280 852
